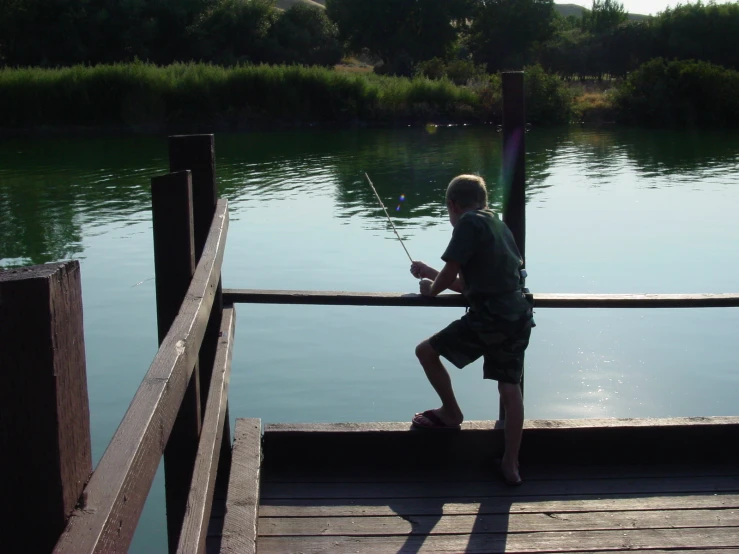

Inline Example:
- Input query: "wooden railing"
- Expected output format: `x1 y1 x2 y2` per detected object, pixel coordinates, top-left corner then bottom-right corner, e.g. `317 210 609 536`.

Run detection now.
50 136 234 554
54 198 229 553
223 289 739 309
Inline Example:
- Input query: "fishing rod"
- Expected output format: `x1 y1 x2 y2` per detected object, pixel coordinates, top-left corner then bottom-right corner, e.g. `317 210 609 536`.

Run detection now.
364 172 414 264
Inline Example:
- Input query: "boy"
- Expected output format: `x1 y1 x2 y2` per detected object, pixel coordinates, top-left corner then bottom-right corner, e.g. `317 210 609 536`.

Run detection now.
410 174 534 486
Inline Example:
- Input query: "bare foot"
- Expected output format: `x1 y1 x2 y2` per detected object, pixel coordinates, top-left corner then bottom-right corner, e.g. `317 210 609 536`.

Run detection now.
501 457 522 486
412 406 464 428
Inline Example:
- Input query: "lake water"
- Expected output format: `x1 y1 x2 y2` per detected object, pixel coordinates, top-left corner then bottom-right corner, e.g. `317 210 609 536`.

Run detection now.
1 126 738 552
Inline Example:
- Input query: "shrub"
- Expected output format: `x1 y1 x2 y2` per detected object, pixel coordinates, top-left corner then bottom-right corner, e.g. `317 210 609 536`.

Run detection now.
0 62 481 128
415 58 487 85
523 64 573 125
613 58 739 127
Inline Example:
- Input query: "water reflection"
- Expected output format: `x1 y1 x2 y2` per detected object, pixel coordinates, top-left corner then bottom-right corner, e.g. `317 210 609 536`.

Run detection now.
569 127 739 183
2 127 739 268
0 136 166 266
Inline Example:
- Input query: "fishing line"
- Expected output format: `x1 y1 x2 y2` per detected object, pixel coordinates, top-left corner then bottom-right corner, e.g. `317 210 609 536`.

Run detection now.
364 172 414 264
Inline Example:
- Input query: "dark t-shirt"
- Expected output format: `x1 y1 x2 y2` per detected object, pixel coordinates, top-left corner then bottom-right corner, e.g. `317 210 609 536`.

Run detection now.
441 209 531 320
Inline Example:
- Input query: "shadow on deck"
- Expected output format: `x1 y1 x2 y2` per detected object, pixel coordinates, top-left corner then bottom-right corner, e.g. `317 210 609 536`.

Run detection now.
209 417 739 553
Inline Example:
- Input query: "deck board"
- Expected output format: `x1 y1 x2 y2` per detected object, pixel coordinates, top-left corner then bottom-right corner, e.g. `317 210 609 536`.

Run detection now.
257 528 739 553
262 462 739 483
261 475 739 499
257 462 739 552
211 418 739 553
259 492 739 517
260 508 739 536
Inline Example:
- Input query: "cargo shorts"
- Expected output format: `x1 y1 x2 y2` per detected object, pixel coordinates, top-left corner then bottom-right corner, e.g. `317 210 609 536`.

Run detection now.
428 310 533 384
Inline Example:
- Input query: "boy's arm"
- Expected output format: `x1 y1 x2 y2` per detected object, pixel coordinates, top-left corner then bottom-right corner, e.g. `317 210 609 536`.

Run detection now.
425 260 462 297
449 272 465 294
414 261 464 294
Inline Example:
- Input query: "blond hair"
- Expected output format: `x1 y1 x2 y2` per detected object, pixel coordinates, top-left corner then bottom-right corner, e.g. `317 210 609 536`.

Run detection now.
446 174 488 209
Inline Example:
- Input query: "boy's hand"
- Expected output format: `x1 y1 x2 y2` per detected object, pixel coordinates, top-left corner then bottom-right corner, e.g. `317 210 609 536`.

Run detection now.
419 279 434 296
411 261 437 280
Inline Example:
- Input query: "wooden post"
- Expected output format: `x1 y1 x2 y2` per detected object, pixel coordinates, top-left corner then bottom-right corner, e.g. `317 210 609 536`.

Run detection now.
501 71 527 420
168 135 232 496
152 170 202 553
0 261 92 553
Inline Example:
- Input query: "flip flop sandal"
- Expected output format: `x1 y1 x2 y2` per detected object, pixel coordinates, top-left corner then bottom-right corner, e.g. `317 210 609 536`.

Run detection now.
411 409 461 430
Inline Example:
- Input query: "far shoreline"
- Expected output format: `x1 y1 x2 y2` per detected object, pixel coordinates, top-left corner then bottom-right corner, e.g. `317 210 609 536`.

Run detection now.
0 118 625 140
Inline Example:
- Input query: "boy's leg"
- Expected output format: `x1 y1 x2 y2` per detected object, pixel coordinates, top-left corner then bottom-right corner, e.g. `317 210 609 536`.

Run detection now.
498 382 523 484
484 318 531 484
413 340 464 426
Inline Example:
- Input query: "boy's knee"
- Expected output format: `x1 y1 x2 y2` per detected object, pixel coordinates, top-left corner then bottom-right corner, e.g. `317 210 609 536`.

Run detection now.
415 340 437 362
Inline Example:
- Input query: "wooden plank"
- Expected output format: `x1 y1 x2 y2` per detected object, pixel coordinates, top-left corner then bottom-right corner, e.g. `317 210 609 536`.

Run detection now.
152 170 202 553
169 135 218 261
169 134 231 503
0 262 92 553
260 475 739 500
177 306 236 554
262 462 739 484
152 171 198 346
569 548 739 554
223 289 739 308
260 508 739 536
258 527 739 553
502 71 527 263
169 134 222 394
501 70 527 414
262 418 739 470
53 200 229 554
258 492 739 518
220 418 262 554
265 418 739 432
223 289 471 307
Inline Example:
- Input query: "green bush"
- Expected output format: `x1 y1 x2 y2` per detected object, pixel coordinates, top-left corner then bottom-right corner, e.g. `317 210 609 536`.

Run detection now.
613 58 739 127
267 3 343 67
188 0 278 65
0 62 596 129
0 62 482 128
415 58 487 85
523 64 573 125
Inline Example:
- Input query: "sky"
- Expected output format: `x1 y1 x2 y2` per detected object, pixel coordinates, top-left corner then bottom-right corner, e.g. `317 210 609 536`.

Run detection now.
566 0 735 16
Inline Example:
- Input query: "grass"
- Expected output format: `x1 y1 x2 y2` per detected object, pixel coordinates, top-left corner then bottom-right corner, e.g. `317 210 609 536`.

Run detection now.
561 79 619 122
572 91 617 122
334 57 374 74
12 60 719 131
0 62 485 130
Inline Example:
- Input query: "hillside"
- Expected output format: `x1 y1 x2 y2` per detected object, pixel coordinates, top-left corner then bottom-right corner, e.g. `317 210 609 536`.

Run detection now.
275 0 324 10
554 3 648 21
555 3 587 18
276 0 648 21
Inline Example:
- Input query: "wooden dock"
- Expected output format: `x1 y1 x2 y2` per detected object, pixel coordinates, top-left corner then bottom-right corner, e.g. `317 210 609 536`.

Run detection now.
207 418 739 553
2 73 738 554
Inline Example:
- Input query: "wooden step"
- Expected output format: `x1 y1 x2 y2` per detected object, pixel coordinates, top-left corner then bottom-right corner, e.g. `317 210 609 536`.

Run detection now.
261 416 739 471
217 418 262 554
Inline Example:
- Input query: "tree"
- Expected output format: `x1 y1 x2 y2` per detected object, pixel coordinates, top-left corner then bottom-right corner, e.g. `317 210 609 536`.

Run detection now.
137 0 218 64
267 3 343 66
581 0 627 35
326 0 473 75
0 0 219 66
0 0 89 66
653 2 739 71
600 21 655 78
539 27 592 78
467 0 556 72
188 0 279 65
